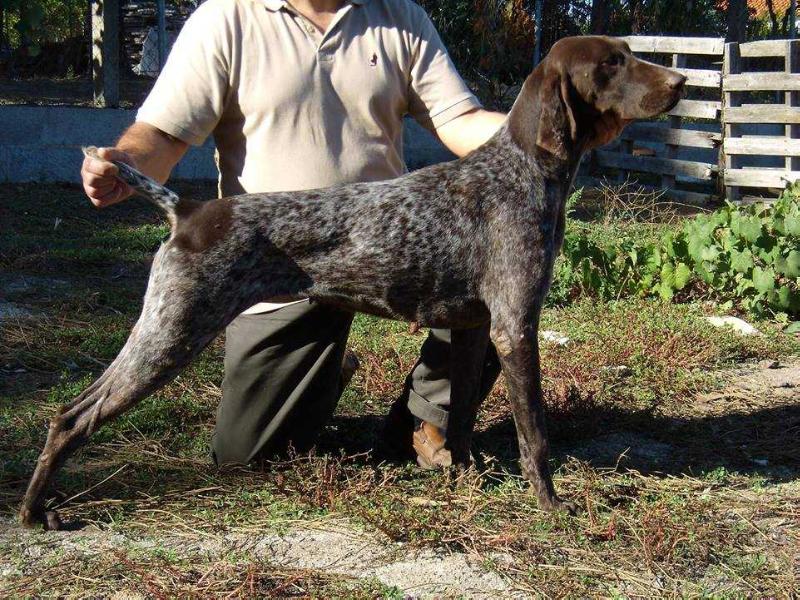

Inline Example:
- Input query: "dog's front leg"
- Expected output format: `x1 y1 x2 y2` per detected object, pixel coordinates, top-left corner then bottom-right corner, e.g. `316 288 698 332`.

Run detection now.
491 317 577 514
445 324 491 466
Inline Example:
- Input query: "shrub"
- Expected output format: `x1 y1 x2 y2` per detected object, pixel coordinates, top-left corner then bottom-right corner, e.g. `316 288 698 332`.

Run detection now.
551 183 800 320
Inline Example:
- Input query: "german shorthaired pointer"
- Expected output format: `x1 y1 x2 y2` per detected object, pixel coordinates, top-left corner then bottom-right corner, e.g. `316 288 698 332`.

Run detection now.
21 36 685 529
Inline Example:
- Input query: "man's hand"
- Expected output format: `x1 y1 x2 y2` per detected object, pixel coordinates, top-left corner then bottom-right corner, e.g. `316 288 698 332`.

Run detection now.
82 147 137 208
81 123 189 209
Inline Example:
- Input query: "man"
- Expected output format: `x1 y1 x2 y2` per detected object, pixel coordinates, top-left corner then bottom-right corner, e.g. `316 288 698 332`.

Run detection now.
81 0 505 467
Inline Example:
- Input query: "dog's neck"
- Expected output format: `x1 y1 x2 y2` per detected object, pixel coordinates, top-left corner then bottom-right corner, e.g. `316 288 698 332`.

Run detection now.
505 70 586 181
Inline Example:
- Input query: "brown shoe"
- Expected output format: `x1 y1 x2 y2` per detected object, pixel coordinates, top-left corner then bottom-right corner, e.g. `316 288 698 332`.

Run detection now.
412 421 452 469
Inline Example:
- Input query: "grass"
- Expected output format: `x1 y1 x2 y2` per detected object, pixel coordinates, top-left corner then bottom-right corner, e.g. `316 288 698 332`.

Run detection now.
1 183 799 597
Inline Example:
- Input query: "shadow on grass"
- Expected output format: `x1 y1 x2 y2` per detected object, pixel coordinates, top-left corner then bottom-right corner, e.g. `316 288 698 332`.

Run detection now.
310 397 800 485
1 399 798 529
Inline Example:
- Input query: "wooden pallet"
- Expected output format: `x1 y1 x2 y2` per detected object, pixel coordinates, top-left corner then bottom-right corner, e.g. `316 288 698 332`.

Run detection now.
722 39 800 201
589 36 725 205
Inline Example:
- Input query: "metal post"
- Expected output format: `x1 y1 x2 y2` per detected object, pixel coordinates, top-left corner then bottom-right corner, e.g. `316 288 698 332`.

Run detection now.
790 0 797 39
157 0 167 70
533 0 543 66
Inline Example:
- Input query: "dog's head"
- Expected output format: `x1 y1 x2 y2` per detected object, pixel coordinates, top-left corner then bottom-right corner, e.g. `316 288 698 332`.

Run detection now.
525 36 686 160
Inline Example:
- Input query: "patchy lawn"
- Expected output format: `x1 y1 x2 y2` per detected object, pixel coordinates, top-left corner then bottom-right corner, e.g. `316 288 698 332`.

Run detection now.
1 183 798 597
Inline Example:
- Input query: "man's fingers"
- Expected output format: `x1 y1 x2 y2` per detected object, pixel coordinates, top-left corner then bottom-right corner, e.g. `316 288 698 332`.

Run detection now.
83 171 117 190
97 183 124 203
86 182 126 207
82 156 119 178
84 182 114 199
80 146 136 207
97 147 136 167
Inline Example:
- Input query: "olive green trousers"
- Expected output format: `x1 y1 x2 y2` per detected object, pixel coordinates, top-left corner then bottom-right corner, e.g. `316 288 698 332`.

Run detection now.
211 300 500 466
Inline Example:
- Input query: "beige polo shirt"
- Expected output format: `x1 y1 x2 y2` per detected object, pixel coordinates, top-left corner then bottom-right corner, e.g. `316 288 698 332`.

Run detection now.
137 0 480 312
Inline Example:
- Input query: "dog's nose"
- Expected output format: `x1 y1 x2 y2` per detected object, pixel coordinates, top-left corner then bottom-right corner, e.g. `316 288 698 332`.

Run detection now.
667 72 687 91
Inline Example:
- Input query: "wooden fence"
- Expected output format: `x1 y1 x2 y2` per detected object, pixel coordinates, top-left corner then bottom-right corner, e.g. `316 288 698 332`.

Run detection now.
585 36 800 205
585 36 724 205
722 39 800 201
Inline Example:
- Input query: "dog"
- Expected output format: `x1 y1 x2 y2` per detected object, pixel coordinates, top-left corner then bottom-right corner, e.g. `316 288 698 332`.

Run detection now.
20 36 685 529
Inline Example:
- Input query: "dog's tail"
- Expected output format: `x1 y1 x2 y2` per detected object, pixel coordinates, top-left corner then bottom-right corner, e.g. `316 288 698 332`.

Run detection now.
82 146 181 219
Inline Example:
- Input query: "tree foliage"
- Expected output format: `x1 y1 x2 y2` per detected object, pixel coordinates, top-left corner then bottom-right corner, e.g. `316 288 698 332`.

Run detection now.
1 0 86 56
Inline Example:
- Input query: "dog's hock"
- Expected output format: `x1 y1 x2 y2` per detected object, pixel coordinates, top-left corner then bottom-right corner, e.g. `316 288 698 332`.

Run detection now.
490 328 514 357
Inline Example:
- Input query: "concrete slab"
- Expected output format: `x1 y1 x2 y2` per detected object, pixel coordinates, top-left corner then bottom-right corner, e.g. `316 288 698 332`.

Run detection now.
0 105 454 183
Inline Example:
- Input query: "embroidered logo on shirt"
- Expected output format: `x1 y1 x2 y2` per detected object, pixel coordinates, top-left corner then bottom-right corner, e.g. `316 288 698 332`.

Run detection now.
369 53 378 67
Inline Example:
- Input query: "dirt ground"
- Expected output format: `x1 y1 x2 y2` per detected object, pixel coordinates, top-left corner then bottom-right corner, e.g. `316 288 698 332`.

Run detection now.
2 358 798 598
2 185 798 597
0 78 153 108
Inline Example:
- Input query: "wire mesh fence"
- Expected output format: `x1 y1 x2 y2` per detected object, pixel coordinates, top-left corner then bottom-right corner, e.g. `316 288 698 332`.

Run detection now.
124 1 193 77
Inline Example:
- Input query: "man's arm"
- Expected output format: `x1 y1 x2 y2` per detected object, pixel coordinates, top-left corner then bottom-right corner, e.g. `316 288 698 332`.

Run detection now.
81 122 188 207
434 108 507 157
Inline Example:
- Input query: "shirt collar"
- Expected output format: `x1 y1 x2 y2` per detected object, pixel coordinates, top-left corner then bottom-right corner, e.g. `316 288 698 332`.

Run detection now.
263 0 368 12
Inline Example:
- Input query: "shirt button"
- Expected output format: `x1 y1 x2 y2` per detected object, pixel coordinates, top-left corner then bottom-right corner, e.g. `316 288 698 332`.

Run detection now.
305 23 315 34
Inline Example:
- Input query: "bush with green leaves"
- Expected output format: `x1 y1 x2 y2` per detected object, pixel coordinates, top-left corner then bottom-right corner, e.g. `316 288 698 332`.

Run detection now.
550 183 800 321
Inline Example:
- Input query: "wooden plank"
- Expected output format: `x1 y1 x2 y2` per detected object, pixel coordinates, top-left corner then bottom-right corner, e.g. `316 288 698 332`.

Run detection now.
724 168 800 188
675 67 722 88
724 72 800 92
724 136 800 156
788 40 800 174
575 175 716 205
622 35 724 56
739 39 790 58
724 105 800 124
92 0 120 108
621 123 721 148
738 195 779 205
618 138 634 183
653 187 716 205
595 150 717 180
723 42 742 201
664 53 687 190
668 99 721 119
624 124 721 147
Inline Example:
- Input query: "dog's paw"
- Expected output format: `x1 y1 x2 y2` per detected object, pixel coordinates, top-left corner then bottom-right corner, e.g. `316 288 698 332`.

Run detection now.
538 495 580 516
44 510 63 530
19 506 63 530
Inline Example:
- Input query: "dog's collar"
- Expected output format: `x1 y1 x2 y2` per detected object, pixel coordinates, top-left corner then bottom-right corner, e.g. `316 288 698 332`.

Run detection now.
262 0 369 12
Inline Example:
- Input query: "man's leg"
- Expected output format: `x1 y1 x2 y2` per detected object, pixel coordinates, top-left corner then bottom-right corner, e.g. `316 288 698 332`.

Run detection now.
383 328 500 464
212 301 354 466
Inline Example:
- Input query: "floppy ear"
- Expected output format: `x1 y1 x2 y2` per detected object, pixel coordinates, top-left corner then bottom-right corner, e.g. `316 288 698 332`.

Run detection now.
535 72 578 160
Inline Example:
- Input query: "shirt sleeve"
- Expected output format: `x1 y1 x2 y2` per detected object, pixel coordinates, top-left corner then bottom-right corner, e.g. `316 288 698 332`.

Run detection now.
136 1 231 146
406 7 482 131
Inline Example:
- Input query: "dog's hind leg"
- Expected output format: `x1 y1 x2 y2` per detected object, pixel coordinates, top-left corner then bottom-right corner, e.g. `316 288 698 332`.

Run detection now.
20 260 235 529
